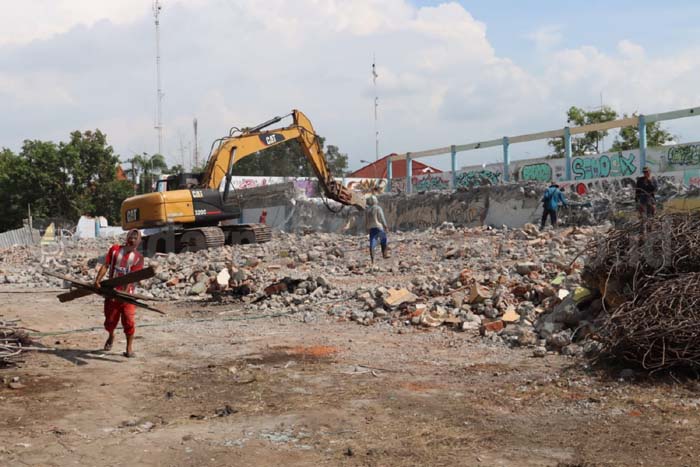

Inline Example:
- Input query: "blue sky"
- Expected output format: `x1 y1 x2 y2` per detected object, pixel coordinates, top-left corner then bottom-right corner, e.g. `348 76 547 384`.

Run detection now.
1 0 699 171
415 0 700 58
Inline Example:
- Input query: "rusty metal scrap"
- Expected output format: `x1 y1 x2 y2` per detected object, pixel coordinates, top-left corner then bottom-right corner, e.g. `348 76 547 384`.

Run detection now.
584 212 700 371
43 267 165 314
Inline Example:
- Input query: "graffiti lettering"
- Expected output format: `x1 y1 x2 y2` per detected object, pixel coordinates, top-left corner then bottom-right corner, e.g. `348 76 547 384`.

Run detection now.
572 153 636 180
667 144 700 166
520 163 552 182
294 179 318 197
233 178 268 190
389 178 406 193
454 170 501 188
414 174 450 192
346 178 387 194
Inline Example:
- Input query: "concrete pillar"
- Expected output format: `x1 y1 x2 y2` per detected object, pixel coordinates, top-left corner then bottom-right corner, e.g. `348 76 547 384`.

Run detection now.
450 145 456 188
564 126 572 181
386 156 393 192
639 114 647 170
502 136 510 182
406 153 412 194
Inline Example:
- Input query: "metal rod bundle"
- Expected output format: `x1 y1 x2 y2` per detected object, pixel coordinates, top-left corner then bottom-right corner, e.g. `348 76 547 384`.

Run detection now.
584 212 700 371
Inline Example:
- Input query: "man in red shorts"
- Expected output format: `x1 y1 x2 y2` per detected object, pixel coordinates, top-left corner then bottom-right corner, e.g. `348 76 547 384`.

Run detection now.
94 229 144 358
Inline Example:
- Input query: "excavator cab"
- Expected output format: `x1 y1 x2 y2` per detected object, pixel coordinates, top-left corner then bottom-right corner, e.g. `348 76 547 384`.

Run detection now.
156 173 203 192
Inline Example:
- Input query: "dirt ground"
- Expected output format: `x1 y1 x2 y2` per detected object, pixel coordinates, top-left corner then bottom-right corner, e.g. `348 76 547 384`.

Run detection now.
1 284 699 467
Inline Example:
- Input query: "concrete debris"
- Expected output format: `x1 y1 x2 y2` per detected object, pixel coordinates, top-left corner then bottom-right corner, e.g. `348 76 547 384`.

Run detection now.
1 210 613 355
382 288 418 308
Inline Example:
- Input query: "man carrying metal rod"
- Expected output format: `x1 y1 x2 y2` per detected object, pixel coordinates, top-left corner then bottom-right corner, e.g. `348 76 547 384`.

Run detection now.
94 229 144 358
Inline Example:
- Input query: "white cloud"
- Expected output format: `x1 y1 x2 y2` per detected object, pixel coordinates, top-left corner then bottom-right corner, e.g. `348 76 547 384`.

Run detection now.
527 25 562 51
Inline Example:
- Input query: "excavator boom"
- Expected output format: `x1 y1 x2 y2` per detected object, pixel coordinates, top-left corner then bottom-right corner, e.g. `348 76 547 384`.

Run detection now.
201 110 365 209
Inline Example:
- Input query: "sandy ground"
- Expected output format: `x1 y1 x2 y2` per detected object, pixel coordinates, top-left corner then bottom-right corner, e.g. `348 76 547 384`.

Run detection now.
1 283 700 467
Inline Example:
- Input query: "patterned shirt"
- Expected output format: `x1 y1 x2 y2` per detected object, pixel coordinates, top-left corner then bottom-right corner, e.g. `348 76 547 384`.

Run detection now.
105 245 144 293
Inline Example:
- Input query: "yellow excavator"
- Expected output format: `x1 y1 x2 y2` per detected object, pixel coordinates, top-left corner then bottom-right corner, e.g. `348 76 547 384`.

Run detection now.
120 110 365 253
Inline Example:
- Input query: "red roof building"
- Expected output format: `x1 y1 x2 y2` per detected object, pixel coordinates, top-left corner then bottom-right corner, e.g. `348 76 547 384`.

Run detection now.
348 154 442 179
116 165 128 181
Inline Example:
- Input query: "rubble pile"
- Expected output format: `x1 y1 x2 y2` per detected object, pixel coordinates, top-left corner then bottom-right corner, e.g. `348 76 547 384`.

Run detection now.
582 212 700 371
1 222 612 354
562 175 685 227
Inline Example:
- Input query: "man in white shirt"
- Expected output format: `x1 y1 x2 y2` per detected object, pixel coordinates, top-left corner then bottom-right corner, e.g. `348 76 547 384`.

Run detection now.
365 195 390 264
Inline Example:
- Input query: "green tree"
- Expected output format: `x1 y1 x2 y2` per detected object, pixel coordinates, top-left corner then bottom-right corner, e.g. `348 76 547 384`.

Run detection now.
0 149 29 230
611 114 673 151
128 152 168 193
167 164 184 174
0 131 135 230
59 130 121 216
548 106 618 158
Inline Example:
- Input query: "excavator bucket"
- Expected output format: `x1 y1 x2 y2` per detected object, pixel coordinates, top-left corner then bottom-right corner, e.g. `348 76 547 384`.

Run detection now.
327 180 366 210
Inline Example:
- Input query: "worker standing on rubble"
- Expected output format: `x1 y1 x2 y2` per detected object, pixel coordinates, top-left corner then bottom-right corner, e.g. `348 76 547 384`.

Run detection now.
540 183 568 230
635 166 658 219
365 195 390 265
94 229 144 358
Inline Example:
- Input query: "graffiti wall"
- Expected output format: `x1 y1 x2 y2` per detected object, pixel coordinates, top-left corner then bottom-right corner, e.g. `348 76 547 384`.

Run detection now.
345 178 387 194
225 142 700 198
412 173 451 192
227 176 387 197
571 152 637 180
454 163 503 188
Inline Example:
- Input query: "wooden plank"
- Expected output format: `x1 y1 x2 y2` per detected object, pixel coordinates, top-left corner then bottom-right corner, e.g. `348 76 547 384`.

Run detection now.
454 138 503 152
569 117 638 135
54 267 156 303
43 269 165 314
509 128 565 144
645 106 700 123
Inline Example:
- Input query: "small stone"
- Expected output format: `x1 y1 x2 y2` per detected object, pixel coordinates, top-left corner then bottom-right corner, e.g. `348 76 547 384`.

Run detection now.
189 282 207 295
532 347 547 358
501 307 519 323
479 319 504 335
516 262 537 275
468 283 490 304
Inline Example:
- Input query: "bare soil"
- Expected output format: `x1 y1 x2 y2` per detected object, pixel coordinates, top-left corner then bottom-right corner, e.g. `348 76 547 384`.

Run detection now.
1 285 699 467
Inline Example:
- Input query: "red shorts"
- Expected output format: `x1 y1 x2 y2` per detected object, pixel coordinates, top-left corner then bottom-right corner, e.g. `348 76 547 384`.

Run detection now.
104 299 136 336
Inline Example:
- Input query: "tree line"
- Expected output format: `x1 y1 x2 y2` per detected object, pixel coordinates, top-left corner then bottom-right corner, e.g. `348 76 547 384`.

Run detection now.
0 130 349 232
548 106 672 158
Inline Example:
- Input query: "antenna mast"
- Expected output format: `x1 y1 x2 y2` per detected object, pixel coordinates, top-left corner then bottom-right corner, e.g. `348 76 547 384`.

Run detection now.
193 118 199 169
372 54 379 161
153 0 164 155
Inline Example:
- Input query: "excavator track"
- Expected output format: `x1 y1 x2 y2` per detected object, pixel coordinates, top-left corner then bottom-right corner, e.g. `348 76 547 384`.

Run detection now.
179 226 226 252
223 223 272 245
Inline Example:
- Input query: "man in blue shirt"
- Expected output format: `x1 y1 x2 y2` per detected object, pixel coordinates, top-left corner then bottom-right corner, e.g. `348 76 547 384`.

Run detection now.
540 183 568 230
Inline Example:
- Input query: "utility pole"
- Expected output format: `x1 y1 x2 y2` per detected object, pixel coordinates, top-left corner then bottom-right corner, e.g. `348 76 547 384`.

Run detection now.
372 54 379 161
178 135 185 171
153 0 164 155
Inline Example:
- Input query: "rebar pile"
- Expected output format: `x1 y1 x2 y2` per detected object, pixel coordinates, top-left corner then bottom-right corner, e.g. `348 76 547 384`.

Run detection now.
0 320 33 363
584 212 700 371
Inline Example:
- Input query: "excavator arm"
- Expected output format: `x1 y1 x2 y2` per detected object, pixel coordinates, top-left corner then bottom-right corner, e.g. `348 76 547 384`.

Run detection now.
201 110 365 210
